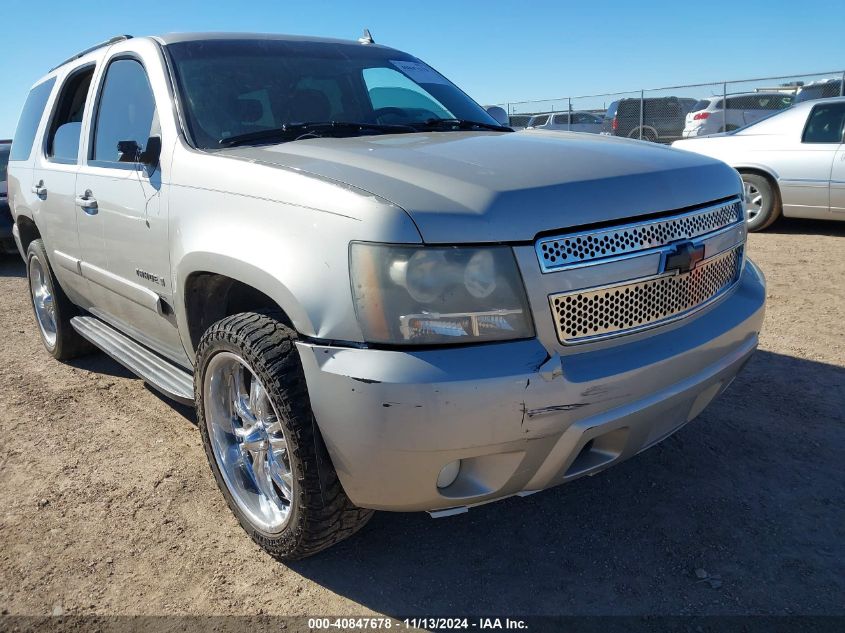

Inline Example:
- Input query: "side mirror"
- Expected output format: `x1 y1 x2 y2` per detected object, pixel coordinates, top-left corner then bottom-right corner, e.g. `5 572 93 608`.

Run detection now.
117 136 161 167
484 105 511 127
139 136 162 167
117 140 142 163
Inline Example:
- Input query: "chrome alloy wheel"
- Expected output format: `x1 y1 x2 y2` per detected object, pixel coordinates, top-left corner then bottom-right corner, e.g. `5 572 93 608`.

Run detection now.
204 352 294 534
743 180 763 223
28 255 57 348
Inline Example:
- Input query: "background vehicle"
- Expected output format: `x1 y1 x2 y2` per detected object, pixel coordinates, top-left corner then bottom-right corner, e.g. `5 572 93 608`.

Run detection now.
673 97 845 230
525 111 603 133
683 92 794 137
8 33 764 561
0 140 14 253
508 114 532 130
795 78 844 103
601 97 698 142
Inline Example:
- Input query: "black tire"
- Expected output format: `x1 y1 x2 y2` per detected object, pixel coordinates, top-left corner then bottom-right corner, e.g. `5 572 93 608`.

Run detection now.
195 312 373 560
26 239 92 360
741 173 781 231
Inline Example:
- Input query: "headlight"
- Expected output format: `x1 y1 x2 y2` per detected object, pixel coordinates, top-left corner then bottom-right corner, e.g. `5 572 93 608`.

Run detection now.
350 243 534 345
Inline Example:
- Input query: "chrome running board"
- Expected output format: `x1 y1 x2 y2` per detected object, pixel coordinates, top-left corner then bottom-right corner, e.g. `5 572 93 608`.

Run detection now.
71 316 194 405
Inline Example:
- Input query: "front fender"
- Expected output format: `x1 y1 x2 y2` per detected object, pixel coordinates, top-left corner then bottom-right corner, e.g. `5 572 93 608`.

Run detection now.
168 153 422 360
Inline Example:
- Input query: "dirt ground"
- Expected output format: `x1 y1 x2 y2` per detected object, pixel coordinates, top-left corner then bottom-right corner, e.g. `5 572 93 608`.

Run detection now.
0 218 842 618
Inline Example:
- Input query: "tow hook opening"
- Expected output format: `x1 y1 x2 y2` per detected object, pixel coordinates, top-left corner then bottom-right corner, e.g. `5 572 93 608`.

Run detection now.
565 427 629 478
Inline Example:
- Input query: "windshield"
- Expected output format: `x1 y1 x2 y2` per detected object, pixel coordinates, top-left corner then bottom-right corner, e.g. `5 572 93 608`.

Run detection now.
731 105 796 134
165 39 499 149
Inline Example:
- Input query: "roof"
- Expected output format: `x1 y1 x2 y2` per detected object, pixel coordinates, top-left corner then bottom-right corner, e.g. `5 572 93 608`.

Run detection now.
39 31 395 82
153 31 385 48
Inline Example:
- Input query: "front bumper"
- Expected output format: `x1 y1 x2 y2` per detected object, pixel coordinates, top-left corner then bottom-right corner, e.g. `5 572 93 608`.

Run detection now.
297 261 766 512
0 201 17 254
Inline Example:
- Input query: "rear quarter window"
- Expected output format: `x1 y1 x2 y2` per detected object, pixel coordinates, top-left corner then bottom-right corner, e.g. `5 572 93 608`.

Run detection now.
10 78 56 161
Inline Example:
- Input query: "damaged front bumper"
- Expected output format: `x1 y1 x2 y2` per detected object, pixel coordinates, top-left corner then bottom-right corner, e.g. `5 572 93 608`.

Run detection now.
296 261 766 512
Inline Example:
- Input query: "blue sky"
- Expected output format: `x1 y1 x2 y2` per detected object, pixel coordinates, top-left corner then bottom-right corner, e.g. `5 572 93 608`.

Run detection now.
2 0 844 135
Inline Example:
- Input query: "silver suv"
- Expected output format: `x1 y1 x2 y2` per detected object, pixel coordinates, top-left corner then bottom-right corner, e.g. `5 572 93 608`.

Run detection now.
8 33 766 559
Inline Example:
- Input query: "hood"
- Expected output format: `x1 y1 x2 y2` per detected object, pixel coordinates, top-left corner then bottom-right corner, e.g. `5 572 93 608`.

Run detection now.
221 130 741 243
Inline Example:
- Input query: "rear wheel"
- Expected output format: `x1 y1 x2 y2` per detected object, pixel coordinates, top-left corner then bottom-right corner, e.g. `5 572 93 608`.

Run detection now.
629 128 657 142
26 239 92 359
195 312 373 560
742 173 781 231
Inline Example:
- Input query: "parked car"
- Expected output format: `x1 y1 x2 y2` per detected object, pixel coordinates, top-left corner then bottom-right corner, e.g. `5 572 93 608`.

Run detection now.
673 97 845 230
795 78 844 103
525 111 603 133
9 33 764 560
683 93 794 137
0 139 14 254
601 97 698 143
508 114 532 130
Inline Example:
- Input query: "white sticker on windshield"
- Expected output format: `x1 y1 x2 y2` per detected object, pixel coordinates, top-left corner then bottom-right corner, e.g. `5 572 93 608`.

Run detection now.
389 60 450 85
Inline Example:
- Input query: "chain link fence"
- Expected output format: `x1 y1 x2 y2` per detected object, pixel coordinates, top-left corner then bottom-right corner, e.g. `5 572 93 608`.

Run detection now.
500 71 845 142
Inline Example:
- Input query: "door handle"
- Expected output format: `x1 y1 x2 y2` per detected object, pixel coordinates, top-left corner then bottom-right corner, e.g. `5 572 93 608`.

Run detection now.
75 190 98 215
31 180 47 198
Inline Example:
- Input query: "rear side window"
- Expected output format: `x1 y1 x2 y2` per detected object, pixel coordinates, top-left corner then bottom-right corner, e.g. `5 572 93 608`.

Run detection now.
92 59 157 163
802 103 845 144
690 100 711 112
10 78 56 161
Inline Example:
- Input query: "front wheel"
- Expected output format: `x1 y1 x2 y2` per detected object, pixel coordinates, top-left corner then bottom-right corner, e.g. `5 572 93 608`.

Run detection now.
195 312 373 560
742 173 781 231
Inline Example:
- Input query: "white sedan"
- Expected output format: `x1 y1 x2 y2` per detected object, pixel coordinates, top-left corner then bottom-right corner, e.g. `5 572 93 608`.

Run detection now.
672 97 845 230
526 111 604 134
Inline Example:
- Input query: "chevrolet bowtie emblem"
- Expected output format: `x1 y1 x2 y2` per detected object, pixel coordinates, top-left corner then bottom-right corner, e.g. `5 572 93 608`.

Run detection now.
663 241 705 274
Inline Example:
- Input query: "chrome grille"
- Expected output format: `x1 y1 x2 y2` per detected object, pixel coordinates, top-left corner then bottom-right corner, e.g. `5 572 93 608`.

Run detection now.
549 245 743 344
537 199 743 272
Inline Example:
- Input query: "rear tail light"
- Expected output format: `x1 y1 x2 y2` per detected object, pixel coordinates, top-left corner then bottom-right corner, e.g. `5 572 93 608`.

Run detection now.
611 117 618 131
693 112 710 120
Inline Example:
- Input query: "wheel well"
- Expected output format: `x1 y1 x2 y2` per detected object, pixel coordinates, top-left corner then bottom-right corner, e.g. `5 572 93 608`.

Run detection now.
183 272 294 351
16 216 41 254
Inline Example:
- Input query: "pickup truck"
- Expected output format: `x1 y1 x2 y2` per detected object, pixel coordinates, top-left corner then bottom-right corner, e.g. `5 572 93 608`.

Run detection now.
7 33 766 560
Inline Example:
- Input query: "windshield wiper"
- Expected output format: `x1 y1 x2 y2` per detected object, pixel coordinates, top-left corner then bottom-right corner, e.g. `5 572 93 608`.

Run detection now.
420 118 513 132
218 121 419 148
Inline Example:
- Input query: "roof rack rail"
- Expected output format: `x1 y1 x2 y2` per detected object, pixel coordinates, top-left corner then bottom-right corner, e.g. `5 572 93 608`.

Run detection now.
49 35 133 72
